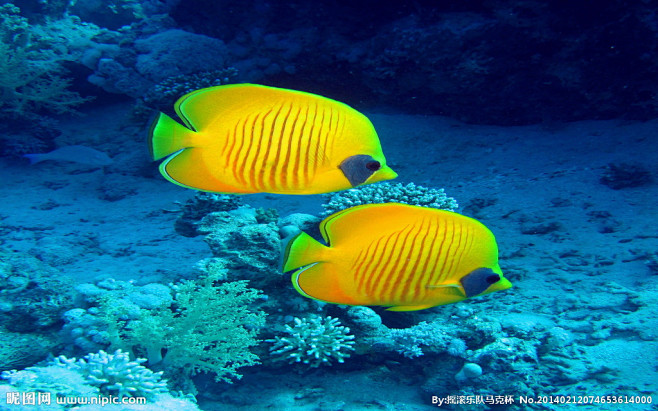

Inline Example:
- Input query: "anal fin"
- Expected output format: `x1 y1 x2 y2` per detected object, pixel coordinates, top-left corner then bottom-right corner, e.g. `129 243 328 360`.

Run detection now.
160 148 252 193
386 304 435 312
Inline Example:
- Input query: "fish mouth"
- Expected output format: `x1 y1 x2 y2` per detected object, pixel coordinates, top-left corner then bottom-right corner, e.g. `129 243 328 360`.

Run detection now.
492 277 513 292
368 166 398 184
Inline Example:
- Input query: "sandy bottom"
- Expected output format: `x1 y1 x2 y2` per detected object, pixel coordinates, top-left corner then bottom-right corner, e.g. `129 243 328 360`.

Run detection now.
1 104 656 410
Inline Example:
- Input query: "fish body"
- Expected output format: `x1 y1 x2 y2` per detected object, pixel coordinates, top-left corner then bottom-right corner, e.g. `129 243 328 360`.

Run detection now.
149 84 397 195
283 203 512 311
24 145 113 166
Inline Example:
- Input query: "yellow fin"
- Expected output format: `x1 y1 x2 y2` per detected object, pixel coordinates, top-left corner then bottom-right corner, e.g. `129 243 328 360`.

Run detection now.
282 232 328 272
159 147 252 193
174 84 294 131
426 283 467 298
291 261 357 305
386 304 435 312
426 283 461 289
291 263 322 300
319 203 424 245
149 113 197 161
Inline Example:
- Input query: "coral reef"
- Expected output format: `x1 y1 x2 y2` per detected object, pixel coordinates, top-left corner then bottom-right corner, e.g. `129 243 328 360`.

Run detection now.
195 206 283 289
0 251 71 370
1 349 200 410
1 2 655 407
3 0 657 127
62 278 173 353
173 200 331 326
336 299 632 403
455 363 483 382
62 273 266 387
173 192 244 238
140 67 239 113
345 306 471 359
321 182 458 216
0 3 104 157
88 28 233 99
278 213 322 240
0 328 57 371
2 365 98 399
0 249 75 333
268 316 355 368
167 1 658 123
100 274 266 384
68 0 173 30
50 349 168 399
134 30 228 84
0 4 96 120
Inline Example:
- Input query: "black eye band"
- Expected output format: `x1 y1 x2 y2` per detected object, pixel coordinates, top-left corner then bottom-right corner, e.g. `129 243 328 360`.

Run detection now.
339 155 380 187
460 267 499 297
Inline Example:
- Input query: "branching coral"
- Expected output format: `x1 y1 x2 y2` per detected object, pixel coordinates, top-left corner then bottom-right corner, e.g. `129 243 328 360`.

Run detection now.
61 279 173 353
321 182 458 216
268 316 355 368
99 274 266 383
0 4 96 119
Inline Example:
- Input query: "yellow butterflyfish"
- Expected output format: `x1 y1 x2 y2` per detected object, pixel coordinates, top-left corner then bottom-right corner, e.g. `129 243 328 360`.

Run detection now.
149 84 397 194
282 203 512 311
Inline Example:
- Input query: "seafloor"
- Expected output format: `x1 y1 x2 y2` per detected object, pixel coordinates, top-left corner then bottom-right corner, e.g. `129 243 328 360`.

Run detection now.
1 102 656 410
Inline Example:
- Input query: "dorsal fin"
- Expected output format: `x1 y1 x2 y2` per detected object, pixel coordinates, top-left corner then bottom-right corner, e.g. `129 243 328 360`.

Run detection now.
174 84 322 131
319 203 441 245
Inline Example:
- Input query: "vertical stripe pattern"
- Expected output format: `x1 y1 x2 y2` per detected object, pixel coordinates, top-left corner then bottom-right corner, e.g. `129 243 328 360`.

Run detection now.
350 214 472 304
223 98 342 192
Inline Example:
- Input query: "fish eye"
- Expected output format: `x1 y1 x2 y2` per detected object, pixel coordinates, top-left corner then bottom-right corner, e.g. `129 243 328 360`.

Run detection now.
485 274 500 284
365 161 381 171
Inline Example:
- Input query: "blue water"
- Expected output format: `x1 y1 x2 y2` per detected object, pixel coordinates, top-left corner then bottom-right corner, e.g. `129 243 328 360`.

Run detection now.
1 1 656 410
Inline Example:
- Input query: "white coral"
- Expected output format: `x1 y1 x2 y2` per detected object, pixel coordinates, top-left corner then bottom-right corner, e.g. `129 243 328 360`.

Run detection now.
268 316 355 368
321 182 458 215
51 349 168 399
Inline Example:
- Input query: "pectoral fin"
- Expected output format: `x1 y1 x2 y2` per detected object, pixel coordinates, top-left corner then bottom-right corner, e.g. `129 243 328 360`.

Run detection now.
426 283 467 298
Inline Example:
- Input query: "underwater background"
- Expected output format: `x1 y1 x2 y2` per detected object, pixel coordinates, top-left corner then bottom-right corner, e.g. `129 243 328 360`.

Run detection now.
0 0 657 410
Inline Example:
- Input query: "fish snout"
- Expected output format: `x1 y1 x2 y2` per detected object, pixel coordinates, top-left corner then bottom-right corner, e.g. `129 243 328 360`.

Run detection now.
371 165 398 184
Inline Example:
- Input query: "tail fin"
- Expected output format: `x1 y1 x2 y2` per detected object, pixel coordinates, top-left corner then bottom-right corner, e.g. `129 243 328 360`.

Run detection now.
148 113 196 161
282 232 329 272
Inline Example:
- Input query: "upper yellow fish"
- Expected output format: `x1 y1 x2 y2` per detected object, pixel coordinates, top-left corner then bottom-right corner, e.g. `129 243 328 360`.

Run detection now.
283 203 512 311
149 84 397 194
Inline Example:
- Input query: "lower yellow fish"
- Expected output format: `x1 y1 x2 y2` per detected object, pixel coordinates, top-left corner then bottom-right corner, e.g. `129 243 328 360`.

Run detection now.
149 84 397 195
283 203 512 311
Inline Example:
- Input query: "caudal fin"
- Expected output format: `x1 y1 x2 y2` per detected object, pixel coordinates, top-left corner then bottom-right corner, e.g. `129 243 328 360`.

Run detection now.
148 113 196 161
282 231 329 272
